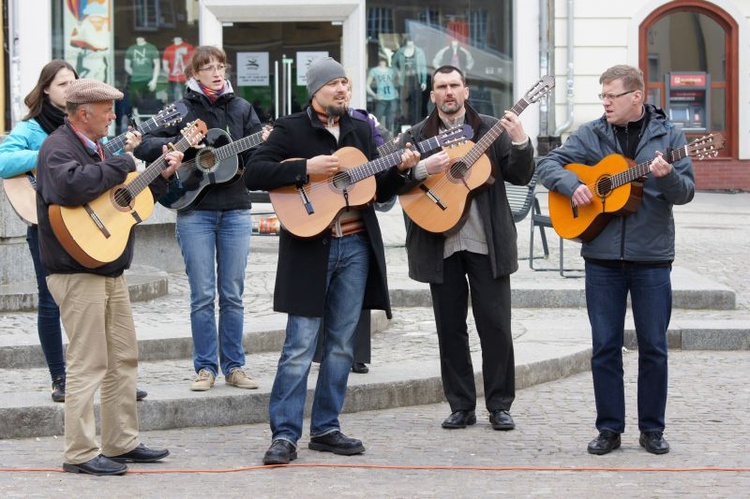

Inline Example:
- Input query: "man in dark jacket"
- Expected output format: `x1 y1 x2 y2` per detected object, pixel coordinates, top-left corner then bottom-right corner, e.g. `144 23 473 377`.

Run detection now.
537 65 695 456
245 57 419 465
402 65 535 432
36 78 181 475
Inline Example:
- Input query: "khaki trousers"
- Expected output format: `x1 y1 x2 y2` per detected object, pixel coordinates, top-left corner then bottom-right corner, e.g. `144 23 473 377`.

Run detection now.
47 273 140 464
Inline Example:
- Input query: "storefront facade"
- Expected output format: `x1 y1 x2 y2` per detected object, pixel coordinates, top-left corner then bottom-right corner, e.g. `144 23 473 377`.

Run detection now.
2 0 750 186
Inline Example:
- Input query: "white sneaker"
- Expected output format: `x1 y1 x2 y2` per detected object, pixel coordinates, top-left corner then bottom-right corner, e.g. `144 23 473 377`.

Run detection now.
190 369 215 391
226 368 259 389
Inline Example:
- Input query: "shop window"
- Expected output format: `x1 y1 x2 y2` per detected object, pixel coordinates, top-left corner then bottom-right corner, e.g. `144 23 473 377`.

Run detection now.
365 0 513 138
134 0 176 30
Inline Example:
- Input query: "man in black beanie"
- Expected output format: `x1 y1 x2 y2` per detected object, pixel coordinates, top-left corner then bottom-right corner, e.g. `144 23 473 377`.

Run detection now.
245 57 420 465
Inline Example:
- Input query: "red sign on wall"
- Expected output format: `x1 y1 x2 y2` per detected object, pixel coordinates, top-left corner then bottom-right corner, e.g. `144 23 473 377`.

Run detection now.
670 73 707 87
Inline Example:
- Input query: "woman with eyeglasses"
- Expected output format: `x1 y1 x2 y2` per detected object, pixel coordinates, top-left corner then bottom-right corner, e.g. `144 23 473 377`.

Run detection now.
135 45 263 392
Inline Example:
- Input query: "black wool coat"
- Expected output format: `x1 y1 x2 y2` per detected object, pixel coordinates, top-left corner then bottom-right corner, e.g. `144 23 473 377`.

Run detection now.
245 107 407 318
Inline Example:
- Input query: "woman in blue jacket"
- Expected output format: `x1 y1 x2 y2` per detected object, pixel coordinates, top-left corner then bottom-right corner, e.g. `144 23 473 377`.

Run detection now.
0 60 76 402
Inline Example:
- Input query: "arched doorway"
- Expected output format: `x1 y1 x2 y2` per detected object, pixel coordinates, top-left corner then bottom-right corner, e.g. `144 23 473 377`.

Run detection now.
639 1 737 159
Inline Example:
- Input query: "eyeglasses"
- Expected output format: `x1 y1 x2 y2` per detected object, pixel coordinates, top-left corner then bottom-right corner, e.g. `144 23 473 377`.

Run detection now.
598 90 636 101
198 64 226 73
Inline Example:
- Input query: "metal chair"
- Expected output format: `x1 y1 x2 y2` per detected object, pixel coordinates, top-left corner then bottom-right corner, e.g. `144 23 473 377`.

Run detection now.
529 191 584 277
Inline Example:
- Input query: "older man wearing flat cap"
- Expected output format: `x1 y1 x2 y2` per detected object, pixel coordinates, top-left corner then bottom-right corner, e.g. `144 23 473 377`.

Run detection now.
35 78 183 476
245 57 421 465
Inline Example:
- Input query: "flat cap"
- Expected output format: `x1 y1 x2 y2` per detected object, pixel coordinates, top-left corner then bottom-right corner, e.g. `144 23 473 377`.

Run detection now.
65 78 123 104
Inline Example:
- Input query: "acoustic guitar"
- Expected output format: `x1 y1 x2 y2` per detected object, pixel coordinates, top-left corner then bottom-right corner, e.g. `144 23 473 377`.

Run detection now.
399 75 555 234
269 125 473 239
49 120 207 269
1 103 187 225
548 132 725 242
160 127 265 211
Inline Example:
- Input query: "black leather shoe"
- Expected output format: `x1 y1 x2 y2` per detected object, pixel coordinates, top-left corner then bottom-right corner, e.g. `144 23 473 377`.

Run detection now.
489 409 516 431
587 430 621 455
309 430 365 455
441 410 477 429
63 455 127 476
640 431 670 455
105 443 170 463
263 439 298 465
136 388 148 401
351 362 369 374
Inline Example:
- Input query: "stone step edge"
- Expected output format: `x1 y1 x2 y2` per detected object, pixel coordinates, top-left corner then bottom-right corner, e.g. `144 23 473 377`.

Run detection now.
0 349 592 440
1 312 749 370
0 266 169 313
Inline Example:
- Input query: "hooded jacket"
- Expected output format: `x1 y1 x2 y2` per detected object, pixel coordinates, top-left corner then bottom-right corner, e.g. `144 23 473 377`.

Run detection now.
537 104 695 262
135 78 262 211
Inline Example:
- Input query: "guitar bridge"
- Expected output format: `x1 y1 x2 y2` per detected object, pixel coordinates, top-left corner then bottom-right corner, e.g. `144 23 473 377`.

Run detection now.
83 204 111 238
297 186 314 214
419 184 447 211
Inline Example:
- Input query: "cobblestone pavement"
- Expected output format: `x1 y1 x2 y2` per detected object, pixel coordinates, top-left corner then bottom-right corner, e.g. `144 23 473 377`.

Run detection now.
0 350 747 498
0 192 749 496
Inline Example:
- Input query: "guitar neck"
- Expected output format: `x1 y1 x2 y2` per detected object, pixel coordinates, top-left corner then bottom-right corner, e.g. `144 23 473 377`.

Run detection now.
377 137 400 156
103 115 164 155
123 135 194 197
461 98 530 165
347 134 451 183
610 144 689 189
213 130 264 161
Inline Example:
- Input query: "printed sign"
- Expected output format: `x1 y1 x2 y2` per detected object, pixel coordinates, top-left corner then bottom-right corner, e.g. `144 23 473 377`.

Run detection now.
237 52 270 86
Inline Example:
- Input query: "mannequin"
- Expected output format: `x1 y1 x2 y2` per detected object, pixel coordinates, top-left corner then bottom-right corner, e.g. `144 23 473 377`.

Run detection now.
432 39 475 73
162 37 195 101
391 37 428 127
124 36 161 113
366 56 398 134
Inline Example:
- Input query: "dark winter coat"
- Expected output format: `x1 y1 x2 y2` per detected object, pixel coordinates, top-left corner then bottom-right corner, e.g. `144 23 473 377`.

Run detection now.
245 107 407 318
134 80 262 211
402 103 535 283
36 120 169 276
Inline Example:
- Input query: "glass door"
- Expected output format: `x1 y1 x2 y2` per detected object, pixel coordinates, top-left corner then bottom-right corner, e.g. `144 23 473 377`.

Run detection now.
223 22 342 122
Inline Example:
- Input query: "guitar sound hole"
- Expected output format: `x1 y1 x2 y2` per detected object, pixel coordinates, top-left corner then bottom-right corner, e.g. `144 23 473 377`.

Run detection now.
114 188 133 208
596 177 613 197
332 171 352 190
196 149 216 171
449 161 468 180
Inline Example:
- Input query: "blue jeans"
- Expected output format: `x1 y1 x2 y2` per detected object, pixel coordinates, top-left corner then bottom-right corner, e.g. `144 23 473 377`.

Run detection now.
27 225 66 381
585 261 671 434
176 209 252 377
269 233 370 445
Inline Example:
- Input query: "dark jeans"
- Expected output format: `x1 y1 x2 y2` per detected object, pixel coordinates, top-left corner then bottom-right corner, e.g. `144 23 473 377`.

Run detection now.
429 251 515 413
26 225 66 381
585 261 671 434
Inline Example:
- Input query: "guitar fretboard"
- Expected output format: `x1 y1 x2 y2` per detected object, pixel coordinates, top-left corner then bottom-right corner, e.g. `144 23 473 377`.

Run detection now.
608 145 688 189
346 134 452 183
120 134 196 201
459 98 530 167
103 116 164 155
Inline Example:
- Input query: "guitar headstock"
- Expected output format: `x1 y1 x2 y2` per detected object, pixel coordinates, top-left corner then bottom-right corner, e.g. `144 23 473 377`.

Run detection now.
153 102 189 127
524 75 555 104
438 124 473 147
180 119 208 147
687 132 725 160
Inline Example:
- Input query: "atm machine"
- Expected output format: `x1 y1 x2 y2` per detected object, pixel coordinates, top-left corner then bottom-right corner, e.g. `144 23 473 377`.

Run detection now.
664 71 710 134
